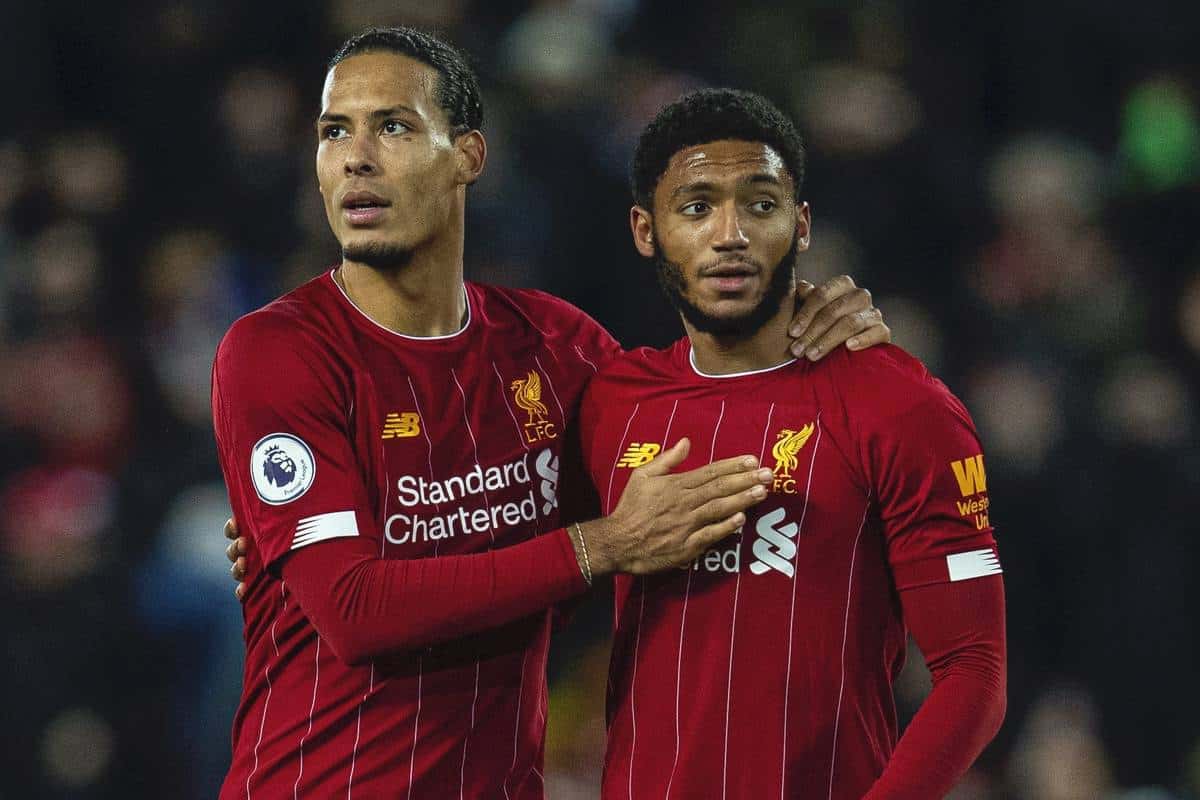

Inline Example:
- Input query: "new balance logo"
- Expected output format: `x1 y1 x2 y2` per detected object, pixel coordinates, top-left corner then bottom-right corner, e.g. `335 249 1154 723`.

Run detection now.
950 454 987 496
617 442 661 468
382 412 421 439
749 507 798 578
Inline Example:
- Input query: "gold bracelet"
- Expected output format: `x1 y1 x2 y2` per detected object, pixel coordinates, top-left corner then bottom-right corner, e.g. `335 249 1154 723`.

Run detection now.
571 522 593 586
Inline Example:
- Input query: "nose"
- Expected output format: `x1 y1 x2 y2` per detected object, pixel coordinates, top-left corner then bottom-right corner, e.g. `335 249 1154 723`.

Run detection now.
344 133 378 176
712 203 749 251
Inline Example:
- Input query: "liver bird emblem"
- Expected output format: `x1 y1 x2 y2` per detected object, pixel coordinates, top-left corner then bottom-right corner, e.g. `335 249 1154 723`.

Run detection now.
772 423 815 478
510 370 550 424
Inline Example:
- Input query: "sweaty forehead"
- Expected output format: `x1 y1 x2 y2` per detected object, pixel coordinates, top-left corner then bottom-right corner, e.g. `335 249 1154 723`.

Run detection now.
666 140 787 181
320 51 439 115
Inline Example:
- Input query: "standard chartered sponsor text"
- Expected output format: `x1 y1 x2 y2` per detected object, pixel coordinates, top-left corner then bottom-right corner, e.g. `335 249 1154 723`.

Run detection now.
385 449 556 544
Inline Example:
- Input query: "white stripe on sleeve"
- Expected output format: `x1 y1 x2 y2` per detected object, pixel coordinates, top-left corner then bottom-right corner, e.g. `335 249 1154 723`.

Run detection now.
946 548 1003 582
291 510 360 550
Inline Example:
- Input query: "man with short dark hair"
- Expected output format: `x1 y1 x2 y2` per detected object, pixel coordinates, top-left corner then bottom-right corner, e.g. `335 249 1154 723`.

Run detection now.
213 29 890 799
578 88 1006 799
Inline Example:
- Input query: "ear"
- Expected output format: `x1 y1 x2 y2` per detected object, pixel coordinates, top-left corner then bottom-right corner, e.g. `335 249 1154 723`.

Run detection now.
630 205 656 258
795 201 811 252
455 130 487 186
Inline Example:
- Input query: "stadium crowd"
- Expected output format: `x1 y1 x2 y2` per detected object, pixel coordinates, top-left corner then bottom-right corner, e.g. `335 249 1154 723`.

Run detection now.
0 1 1197 797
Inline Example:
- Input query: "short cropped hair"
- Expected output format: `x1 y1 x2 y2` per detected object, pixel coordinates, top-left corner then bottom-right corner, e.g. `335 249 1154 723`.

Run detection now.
632 88 805 210
328 26 483 137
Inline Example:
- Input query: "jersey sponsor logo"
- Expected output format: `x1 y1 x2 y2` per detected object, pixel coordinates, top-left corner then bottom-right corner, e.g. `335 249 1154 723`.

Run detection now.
946 548 1002 582
950 454 990 529
950 454 987 496
381 411 421 439
748 507 798 577
510 370 557 443
617 442 661 468
535 448 559 515
770 422 814 494
250 433 315 505
385 447 559 545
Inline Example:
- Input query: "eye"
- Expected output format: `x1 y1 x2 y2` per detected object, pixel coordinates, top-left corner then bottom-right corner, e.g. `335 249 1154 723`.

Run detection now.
680 201 710 216
321 124 347 141
382 119 411 135
750 199 777 213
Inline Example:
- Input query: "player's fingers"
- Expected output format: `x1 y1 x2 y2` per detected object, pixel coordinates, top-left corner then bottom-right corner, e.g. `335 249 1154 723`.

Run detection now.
225 517 239 540
847 318 891 350
790 285 872 357
688 467 773 506
691 482 769 523
676 454 761 489
226 538 240 563
805 307 883 361
788 274 857 341
638 437 689 476
683 512 747 557
231 557 247 582
235 582 247 602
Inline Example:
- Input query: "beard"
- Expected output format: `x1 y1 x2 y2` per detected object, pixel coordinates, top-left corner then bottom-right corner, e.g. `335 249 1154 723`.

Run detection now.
654 231 799 337
342 241 414 271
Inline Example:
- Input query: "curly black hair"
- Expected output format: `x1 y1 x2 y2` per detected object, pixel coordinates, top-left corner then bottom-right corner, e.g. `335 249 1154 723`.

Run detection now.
328 26 483 138
632 88 805 210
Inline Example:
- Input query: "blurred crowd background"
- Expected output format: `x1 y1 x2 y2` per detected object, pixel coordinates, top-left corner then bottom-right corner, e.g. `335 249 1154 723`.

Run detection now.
1 1 1198 798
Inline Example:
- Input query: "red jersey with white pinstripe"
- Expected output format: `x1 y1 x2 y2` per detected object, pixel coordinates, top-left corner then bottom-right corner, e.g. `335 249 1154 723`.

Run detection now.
578 340 1001 800
212 271 618 799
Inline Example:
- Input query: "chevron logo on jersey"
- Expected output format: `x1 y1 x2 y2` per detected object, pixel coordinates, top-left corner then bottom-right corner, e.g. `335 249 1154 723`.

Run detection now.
617 442 662 468
749 507 798 577
382 412 421 439
510 370 557 443
771 423 814 494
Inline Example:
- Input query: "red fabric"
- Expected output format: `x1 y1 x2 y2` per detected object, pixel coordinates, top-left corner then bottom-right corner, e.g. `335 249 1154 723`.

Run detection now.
212 271 620 799
864 577 1007 799
280 529 587 665
580 341 1002 799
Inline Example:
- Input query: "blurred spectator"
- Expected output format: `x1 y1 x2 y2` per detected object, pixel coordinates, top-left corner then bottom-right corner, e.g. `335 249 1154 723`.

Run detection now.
2 2 1198 795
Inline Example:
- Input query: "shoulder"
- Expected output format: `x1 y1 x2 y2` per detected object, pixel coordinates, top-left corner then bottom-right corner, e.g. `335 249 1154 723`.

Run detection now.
587 340 685 395
814 344 967 423
216 282 344 385
472 284 620 355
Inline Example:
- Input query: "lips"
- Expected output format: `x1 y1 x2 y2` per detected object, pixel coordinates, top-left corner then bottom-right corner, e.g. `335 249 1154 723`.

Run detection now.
701 261 759 292
340 190 390 210
340 190 390 226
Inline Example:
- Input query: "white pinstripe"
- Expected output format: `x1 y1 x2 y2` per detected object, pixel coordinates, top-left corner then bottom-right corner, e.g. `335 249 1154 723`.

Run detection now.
247 583 287 800
493 362 532 455
406 655 423 800
503 648 531 799
451 368 495 799
292 637 321 799
721 403 776 798
459 662 480 800
532 355 567 427
827 500 872 799
665 400 720 799
627 584 645 800
347 671 371 798
778 415 824 799
606 405 640 512
574 345 599 372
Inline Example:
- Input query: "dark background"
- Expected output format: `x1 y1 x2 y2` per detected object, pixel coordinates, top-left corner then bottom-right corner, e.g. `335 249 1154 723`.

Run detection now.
1 1 1198 797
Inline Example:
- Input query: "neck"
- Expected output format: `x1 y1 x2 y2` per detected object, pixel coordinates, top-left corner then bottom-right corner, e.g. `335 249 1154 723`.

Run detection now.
684 299 796 376
335 228 467 337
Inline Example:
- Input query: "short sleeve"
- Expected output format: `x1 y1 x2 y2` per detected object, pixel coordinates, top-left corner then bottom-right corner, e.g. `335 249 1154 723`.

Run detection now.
212 314 371 572
857 358 1000 591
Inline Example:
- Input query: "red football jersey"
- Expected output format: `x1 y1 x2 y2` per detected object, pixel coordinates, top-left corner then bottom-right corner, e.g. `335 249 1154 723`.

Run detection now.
579 340 1001 800
212 271 619 799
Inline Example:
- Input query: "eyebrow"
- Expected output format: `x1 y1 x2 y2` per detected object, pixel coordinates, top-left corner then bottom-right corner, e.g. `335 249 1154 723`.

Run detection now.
670 181 717 199
670 173 786 199
317 105 421 125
